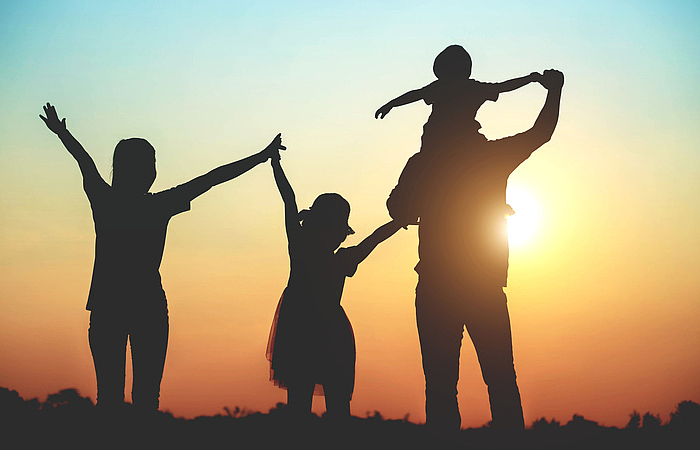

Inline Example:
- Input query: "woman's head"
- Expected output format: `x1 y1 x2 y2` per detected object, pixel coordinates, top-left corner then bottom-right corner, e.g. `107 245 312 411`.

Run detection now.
300 193 354 250
433 44 472 80
111 138 156 194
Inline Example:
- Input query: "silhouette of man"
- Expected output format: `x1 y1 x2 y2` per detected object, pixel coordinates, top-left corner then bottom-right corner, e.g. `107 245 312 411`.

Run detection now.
387 69 564 431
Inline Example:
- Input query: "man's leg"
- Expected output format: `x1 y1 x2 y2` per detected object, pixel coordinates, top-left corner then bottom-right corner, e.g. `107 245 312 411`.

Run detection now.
415 279 465 431
464 287 524 429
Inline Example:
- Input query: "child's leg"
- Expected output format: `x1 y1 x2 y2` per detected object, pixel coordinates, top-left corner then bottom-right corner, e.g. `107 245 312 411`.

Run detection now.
286 381 315 416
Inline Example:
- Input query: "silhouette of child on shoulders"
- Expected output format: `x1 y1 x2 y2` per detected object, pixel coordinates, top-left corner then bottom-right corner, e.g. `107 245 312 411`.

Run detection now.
265 146 403 420
40 102 285 416
375 44 541 151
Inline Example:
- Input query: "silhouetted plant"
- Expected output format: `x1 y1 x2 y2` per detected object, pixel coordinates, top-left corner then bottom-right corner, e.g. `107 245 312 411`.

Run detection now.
366 410 385 421
642 412 662 429
565 414 599 430
625 410 641 429
669 400 700 429
223 405 256 418
41 388 93 414
0 387 40 419
532 417 561 430
268 402 287 415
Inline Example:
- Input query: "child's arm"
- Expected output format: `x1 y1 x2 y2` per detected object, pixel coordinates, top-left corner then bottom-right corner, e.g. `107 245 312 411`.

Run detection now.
375 89 425 119
348 219 403 266
40 103 109 194
492 72 541 94
270 150 301 240
179 134 285 201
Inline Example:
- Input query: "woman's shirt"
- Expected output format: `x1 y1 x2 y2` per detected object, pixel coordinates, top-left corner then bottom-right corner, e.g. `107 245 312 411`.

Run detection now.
84 182 191 312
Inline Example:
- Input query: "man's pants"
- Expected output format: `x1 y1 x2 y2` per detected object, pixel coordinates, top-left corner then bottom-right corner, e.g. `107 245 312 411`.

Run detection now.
88 308 169 412
415 278 524 431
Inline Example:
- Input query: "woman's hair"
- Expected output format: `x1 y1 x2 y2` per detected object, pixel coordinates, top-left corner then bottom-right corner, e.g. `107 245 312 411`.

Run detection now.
298 193 354 236
433 44 472 80
111 138 156 191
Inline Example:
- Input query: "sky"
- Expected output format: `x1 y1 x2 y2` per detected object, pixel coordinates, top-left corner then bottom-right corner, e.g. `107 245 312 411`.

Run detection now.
1 0 699 428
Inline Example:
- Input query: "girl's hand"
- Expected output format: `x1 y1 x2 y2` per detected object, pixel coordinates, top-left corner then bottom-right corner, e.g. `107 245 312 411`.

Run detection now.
263 133 286 160
39 103 67 134
375 103 393 119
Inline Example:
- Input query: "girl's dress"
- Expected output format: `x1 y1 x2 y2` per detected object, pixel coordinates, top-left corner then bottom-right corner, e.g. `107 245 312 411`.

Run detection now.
267 233 360 400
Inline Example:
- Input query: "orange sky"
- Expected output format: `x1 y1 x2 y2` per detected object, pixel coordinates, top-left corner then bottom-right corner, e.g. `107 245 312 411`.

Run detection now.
1 1 699 429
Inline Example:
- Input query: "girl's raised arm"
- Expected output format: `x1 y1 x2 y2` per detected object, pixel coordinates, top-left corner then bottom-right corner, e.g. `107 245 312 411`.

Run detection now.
179 134 285 201
40 103 108 195
270 152 301 242
348 219 403 266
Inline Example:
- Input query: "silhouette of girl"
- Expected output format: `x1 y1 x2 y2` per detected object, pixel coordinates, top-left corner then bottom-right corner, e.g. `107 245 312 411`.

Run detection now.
265 147 402 419
40 103 285 415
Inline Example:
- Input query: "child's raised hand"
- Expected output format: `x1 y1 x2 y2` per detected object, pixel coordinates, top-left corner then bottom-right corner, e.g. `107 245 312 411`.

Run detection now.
39 102 67 134
263 133 286 160
375 103 393 119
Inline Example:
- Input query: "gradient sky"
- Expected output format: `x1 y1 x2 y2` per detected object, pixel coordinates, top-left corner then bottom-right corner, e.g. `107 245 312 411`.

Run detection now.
1 0 699 428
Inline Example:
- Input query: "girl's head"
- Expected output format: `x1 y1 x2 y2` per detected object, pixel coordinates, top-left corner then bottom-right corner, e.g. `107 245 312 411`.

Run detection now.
111 138 157 194
299 193 354 251
433 44 472 80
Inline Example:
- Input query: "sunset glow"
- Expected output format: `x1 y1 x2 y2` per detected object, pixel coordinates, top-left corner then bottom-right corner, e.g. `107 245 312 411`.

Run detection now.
1 0 699 430
507 184 542 249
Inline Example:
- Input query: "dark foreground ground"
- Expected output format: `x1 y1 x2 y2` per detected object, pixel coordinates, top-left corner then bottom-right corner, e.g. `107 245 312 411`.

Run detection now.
2 387 698 449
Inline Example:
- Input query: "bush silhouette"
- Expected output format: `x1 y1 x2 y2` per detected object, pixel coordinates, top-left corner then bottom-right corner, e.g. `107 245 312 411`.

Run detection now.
669 400 700 429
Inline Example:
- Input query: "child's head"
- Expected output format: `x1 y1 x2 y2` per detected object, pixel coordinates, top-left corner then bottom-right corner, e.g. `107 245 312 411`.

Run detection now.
300 193 354 251
433 44 472 80
111 138 157 194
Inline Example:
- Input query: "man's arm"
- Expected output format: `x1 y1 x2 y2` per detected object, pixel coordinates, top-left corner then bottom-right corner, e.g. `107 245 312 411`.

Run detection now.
527 69 564 147
493 69 564 168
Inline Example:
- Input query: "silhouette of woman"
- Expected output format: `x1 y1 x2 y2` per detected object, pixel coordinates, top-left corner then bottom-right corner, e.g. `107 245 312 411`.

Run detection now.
40 103 285 416
265 146 402 420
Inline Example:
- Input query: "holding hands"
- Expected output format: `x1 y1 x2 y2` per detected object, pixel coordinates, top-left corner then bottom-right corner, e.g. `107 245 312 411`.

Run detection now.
264 133 286 161
39 103 67 134
537 69 565 90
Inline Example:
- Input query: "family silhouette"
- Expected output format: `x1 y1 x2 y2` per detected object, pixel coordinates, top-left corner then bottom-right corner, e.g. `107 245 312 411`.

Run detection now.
40 43 564 436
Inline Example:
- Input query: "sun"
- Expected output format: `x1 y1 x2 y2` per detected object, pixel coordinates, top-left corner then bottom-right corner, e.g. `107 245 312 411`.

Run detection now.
506 185 541 249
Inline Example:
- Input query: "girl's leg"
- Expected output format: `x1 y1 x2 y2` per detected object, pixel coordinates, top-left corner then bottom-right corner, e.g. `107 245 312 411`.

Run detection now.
88 311 128 411
286 381 315 417
130 308 169 413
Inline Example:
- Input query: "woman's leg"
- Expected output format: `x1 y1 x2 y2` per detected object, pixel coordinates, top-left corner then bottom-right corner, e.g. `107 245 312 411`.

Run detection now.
130 307 169 413
88 311 129 411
